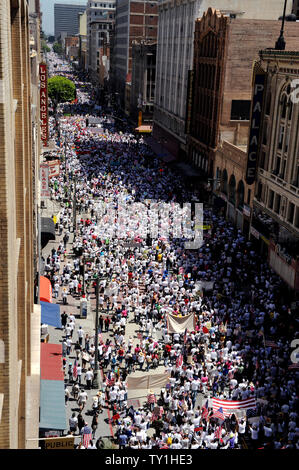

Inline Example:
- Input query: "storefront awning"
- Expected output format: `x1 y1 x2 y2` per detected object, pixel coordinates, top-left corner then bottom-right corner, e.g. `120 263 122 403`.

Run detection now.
41 343 64 381
135 125 152 133
40 301 61 328
41 217 56 249
41 217 55 238
39 380 67 431
40 276 52 303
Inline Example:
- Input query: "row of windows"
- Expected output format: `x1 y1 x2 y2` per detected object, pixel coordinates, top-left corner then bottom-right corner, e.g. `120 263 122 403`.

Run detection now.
258 185 299 229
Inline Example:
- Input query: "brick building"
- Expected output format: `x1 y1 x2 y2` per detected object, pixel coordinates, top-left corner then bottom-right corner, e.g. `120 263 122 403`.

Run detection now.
112 0 158 110
153 0 293 163
185 8 298 236
0 0 41 448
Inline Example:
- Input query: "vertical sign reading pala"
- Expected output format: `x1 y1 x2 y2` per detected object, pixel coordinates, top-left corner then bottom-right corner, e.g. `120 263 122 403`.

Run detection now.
245 64 266 185
39 62 48 146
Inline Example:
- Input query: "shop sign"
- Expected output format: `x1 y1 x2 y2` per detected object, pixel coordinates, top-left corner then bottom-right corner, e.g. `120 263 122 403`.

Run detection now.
245 64 266 185
40 163 50 198
39 63 48 146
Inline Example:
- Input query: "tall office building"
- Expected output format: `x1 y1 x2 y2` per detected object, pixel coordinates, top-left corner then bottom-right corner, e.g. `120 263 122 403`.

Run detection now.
54 3 86 39
153 0 293 161
112 0 158 109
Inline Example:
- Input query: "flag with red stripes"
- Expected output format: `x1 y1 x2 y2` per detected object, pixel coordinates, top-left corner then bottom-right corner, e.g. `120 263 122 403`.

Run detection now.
147 393 157 404
215 425 222 440
73 360 78 380
106 376 115 386
201 399 209 420
82 432 92 448
176 354 183 368
211 407 225 421
212 397 256 417
288 363 299 370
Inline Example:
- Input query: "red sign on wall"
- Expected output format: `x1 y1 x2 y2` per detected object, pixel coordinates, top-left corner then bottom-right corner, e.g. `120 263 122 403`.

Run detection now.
39 63 48 146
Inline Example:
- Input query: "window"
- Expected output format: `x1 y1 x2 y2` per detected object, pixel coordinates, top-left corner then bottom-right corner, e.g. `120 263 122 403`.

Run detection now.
268 190 274 210
274 194 281 214
237 180 245 209
278 125 284 149
228 174 236 205
281 95 287 119
256 182 263 201
230 100 251 120
287 202 295 224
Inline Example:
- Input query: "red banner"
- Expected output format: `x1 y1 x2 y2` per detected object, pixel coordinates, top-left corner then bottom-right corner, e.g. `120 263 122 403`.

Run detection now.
39 63 48 146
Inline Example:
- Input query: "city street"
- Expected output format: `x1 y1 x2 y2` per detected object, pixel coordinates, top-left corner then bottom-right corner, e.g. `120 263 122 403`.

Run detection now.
40 50 299 450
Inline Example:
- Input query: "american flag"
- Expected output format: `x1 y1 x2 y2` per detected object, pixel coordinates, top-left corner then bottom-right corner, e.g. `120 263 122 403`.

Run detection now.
81 428 92 448
211 407 225 421
288 363 299 370
176 354 183 368
264 340 279 349
106 376 115 386
212 397 256 417
147 393 157 404
73 360 78 380
214 425 222 440
201 400 209 420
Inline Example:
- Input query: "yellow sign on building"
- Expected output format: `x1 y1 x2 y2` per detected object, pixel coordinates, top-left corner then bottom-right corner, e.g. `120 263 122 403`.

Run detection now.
44 437 74 450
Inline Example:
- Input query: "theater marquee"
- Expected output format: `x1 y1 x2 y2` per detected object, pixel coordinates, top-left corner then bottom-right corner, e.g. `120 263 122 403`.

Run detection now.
39 62 48 146
245 64 266 185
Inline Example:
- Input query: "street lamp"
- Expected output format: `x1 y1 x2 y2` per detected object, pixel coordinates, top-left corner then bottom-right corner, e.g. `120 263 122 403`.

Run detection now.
275 0 287 50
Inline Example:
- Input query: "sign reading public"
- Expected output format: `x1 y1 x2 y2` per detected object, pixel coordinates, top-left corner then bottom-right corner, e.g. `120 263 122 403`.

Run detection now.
245 65 266 185
44 437 74 450
39 63 48 146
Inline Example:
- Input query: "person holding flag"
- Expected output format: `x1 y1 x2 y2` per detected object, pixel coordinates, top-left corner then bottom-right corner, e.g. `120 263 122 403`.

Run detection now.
80 422 93 448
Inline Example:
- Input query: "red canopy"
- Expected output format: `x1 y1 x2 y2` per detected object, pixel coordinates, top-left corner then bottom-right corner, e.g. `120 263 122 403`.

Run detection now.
40 276 52 303
41 343 64 381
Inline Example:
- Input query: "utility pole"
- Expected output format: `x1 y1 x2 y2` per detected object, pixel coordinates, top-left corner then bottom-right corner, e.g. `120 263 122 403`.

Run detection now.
73 177 77 232
93 276 100 388
82 255 85 294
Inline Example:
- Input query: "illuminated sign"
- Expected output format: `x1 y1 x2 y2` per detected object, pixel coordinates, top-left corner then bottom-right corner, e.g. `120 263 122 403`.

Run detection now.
39 63 48 146
245 65 266 185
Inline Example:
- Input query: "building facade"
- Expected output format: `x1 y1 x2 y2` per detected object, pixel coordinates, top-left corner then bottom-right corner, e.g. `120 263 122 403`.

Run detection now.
250 50 299 292
78 11 87 70
112 0 158 109
153 0 294 161
188 9 299 177
54 3 86 40
0 0 40 448
130 40 156 125
86 0 116 84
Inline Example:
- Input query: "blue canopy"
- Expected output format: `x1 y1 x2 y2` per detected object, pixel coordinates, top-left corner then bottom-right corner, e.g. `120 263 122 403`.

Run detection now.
39 380 67 431
40 301 61 328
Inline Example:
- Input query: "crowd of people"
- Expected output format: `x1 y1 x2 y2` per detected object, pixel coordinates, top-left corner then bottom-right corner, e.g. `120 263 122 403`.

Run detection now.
43 50 299 450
